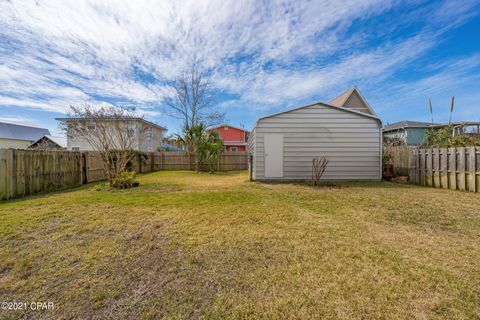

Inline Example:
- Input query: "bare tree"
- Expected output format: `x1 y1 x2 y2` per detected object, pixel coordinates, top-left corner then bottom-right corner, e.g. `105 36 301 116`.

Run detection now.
59 103 145 187
163 65 225 129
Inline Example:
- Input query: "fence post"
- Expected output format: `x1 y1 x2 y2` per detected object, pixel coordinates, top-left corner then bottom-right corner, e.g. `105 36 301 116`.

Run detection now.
0 149 7 199
440 148 448 189
468 146 476 192
458 147 466 191
414 149 420 184
7 149 17 198
82 152 87 184
408 149 415 183
449 147 457 190
249 154 253 181
425 149 431 187
151 152 154 172
85 152 90 183
433 149 440 187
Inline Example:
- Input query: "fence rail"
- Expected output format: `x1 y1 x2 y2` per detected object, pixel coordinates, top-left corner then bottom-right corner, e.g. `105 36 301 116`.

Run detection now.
0 149 248 200
408 147 479 192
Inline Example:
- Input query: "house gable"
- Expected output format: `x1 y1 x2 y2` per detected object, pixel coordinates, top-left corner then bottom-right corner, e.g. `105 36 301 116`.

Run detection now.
329 87 376 116
209 125 248 142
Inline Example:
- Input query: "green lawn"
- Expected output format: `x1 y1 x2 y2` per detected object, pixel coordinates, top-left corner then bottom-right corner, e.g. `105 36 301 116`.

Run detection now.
1 171 480 319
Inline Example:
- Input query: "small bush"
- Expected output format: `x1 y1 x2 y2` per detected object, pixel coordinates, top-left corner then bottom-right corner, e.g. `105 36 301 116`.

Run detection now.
111 171 139 189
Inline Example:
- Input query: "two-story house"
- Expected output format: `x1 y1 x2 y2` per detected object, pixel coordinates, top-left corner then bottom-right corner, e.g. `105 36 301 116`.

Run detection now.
209 125 249 152
56 117 167 152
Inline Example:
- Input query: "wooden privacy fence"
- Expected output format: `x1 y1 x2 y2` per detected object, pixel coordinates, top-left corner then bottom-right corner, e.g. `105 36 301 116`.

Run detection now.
409 147 480 192
0 149 248 200
385 146 410 176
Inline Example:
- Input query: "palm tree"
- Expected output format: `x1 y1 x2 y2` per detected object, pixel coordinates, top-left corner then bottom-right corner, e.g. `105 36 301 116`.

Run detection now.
177 123 223 172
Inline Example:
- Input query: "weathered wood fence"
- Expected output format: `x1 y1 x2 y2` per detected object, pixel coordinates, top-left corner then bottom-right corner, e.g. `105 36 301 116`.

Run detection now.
385 146 410 176
408 147 480 192
0 149 248 200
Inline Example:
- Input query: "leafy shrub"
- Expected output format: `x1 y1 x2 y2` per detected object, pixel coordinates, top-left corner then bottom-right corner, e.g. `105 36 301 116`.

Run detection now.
423 126 480 148
176 123 224 172
111 171 139 189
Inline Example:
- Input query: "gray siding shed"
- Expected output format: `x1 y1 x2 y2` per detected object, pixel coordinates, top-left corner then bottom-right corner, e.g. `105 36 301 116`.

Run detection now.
249 100 382 181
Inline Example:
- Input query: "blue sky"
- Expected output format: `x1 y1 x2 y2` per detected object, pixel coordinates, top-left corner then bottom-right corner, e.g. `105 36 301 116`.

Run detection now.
0 0 479 136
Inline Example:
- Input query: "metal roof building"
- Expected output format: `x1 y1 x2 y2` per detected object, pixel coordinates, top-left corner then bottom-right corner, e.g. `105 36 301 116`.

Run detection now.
248 87 382 181
0 121 51 149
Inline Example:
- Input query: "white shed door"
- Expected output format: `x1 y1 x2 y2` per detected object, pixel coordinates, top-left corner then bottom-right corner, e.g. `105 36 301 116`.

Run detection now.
264 134 283 178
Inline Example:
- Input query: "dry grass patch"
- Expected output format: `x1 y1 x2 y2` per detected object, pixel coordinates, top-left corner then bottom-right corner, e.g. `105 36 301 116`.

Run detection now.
1 171 479 319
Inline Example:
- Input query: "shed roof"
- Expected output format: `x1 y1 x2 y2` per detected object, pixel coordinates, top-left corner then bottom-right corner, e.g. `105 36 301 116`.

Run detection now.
0 121 50 141
256 101 381 125
255 87 381 127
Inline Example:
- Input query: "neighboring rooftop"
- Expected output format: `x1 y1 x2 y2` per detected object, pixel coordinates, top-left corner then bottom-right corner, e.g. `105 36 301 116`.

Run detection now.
55 117 167 131
29 135 68 149
0 121 51 141
383 121 439 131
209 124 250 132
434 121 480 128
384 120 480 132
329 86 377 116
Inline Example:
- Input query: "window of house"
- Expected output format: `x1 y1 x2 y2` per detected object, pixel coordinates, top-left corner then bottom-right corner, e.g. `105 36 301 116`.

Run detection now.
224 126 229 130
146 127 153 141
72 147 80 151
127 128 135 137
231 146 238 152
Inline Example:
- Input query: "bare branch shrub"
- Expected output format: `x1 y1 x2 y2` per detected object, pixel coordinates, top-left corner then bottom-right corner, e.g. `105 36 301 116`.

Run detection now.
312 156 328 186
59 103 145 187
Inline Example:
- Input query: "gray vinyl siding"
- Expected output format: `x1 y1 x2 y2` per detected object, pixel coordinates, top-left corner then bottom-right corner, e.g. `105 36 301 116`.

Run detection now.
252 103 381 180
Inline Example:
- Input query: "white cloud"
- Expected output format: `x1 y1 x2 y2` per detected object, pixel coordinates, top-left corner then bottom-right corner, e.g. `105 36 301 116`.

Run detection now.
0 0 478 129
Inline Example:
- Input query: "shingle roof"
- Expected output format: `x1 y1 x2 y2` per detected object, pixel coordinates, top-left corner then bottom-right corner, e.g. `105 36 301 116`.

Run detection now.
383 120 439 132
0 121 51 141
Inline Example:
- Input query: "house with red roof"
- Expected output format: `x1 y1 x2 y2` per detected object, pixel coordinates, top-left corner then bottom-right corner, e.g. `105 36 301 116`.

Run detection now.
209 125 249 152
